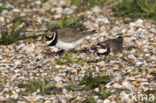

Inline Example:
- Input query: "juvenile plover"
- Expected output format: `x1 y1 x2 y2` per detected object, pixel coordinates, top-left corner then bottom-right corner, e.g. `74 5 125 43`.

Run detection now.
93 36 123 56
44 28 96 51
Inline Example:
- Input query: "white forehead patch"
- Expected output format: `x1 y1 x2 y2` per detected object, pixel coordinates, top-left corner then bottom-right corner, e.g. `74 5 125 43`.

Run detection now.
97 48 107 54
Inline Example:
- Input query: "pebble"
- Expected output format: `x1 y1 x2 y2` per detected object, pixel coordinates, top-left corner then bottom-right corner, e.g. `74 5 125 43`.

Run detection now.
54 77 62 82
100 33 109 37
130 19 143 27
0 16 4 22
10 93 19 99
112 83 123 88
128 54 136 59
135 61 143 67
115 74 123 80
122 81 133 90
35 0 41 5
103 99 110 103
91 6 101 12
13 8 20 12
106 69 113 75
97 16 110 23
150 28 156 33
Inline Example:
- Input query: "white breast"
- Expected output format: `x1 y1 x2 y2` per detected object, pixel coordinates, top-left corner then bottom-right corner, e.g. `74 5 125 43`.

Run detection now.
56 38 85 50
97 48 108 54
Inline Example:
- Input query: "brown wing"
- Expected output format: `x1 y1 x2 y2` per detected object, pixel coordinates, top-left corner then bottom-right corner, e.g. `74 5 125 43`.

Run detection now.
57 28 95 43
98 38 123 53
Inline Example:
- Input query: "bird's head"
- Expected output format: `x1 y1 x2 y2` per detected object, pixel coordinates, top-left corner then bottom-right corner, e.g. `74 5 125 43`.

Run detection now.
117 36 123 44
43 32 57 45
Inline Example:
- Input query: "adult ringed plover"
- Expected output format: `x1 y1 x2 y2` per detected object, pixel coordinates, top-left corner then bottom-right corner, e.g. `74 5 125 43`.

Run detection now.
45 28 97 51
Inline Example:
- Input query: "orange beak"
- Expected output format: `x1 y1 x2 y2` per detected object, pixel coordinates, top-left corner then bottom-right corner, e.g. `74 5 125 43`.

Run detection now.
96 48 100 51
43 40 47 43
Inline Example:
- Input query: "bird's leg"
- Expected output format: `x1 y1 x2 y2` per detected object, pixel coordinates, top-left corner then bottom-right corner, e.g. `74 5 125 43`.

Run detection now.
57 50 65 56
67 49 74 56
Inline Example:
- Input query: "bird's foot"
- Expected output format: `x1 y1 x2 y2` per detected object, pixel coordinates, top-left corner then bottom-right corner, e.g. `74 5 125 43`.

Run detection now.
57 50 65 56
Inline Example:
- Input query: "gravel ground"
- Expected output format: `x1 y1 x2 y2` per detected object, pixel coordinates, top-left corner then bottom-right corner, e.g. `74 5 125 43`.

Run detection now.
0 0 156 103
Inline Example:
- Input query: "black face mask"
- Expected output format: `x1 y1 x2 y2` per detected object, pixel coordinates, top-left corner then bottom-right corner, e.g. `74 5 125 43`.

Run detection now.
46 32 58 46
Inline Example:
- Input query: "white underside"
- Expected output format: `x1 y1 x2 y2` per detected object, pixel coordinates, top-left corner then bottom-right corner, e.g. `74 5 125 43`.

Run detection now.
97 48 108 54
55 38 84 50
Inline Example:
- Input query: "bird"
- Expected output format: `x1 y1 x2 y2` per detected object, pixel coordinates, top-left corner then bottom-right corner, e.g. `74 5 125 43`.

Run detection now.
92 36 123 56
44 28 97 53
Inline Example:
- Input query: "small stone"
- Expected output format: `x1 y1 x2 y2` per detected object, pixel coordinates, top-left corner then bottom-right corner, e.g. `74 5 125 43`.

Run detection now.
106 69 113 75
74 77 79 81
130 19 143 27
115 74 123 80
100 33 109 37
13 8 20 12
2 10 9 16
143 48 149 52
150 28 156 33
94 88 99 92
15 60 21 66
122 81 133 90
94 96 98 99
105 82 112 88
113 83 122 88
97 100 103 103
24 43 36 53
54 77 62 82
35 0 41 5
97 16 110 23
0 17 4 22
103 99 110 103
10 93 18 99
145 53 150 57
60 100 66 103
135 61 143 67
14 69 19 73
149 38 155 42
24 95 42 102
62 88 67 93
128 54 136 59
91 6 101 12
44 101 51 103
